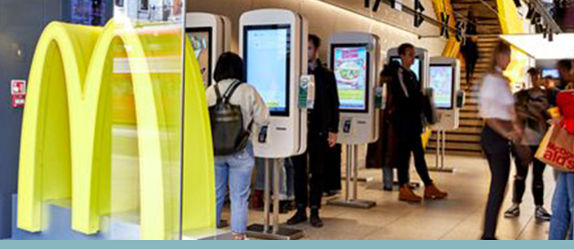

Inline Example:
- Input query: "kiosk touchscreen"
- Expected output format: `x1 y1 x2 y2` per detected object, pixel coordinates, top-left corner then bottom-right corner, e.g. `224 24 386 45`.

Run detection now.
429 57 461 130
240 9 308 158
386 47 430 89
186 13 231 87
329 32 380 144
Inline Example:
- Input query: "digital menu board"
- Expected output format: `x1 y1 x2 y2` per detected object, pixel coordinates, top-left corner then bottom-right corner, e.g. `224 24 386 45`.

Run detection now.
391 56 421 82
186 28 212 86
244 25 291 116
332 45 369 112
429 65 455 109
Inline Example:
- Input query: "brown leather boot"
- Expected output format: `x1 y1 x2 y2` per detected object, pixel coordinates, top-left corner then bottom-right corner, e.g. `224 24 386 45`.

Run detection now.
424 184 448 200
399 185 422 202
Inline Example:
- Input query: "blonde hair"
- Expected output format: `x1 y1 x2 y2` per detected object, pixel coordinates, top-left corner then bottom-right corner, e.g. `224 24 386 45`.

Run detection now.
489 41 511 74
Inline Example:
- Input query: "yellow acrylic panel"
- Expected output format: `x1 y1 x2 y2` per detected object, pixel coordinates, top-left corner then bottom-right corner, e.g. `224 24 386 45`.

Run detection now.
18 20 215 240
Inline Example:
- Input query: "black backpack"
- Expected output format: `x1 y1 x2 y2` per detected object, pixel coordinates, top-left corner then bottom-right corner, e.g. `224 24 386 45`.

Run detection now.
209 80 253 156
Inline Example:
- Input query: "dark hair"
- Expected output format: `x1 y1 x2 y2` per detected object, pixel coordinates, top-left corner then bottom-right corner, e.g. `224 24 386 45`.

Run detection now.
527 67 539 77
557 59 572 71
489 41 511 73
213 52 245 82
308 34 321 48
398 43 415 56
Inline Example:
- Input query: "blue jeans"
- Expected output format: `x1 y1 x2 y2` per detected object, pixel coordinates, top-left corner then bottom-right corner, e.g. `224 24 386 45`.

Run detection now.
382 167 394 189
215 144 255 234
549 171 574 240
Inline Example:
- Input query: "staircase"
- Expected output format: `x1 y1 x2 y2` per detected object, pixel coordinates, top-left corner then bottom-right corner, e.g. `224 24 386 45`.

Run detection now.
427 0 501 157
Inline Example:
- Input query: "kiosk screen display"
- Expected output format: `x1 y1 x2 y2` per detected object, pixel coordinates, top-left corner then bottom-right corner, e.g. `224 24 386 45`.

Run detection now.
391 56 421 82
244 25 291 116
429 64 454 109
332 45 369 112
186 27 212 86
542 68 560 79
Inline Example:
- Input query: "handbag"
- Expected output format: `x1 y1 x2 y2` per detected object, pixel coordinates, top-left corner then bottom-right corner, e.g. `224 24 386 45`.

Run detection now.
535 124 574 172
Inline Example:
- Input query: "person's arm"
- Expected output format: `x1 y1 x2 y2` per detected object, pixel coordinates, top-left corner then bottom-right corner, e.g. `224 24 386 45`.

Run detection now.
485 118 520 142
249 87 270 127
327 71 340 147
327 71 340 133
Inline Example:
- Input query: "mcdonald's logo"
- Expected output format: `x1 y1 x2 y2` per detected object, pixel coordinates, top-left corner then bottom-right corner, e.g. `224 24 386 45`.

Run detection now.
17 20 215 240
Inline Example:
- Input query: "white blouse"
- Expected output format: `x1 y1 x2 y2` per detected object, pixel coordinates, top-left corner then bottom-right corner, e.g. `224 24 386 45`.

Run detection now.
479 73 515 121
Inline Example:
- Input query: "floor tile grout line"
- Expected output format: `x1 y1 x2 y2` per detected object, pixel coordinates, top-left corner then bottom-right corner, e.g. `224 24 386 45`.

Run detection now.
438 205 484 240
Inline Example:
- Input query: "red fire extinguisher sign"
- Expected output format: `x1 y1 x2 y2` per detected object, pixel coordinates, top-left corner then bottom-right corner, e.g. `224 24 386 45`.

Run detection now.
11 79 26 108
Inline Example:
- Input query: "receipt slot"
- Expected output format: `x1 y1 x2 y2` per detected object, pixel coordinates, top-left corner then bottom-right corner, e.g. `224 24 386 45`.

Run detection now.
186 13 231 87
428 56 463 173
240 9 308 240
326 32 380 209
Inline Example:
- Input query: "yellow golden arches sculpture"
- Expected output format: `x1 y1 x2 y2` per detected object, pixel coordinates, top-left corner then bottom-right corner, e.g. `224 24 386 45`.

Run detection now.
17 20 215 240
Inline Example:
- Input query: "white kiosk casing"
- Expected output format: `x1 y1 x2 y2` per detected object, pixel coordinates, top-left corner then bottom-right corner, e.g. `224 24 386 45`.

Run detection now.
329 32 380 144
429 56 461 130
239 9 308 158
386 47 430 89
186 12 231 87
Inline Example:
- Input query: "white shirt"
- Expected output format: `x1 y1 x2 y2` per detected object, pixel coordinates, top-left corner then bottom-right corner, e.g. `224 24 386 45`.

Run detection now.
479 73 515 121
206 79 270 136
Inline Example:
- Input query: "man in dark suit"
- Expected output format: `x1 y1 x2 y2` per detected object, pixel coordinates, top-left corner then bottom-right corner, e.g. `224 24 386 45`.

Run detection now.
288 34 340 228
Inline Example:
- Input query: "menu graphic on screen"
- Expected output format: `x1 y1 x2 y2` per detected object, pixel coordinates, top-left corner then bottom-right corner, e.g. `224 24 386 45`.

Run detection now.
333 45 369 112
245 25 290 115
187 28 212 86
391 57 421 81
429 65 454 109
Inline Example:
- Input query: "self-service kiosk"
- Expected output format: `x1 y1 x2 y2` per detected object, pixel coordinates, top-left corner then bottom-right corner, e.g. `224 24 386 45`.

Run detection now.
428 56 464 173
239 9 308 240
185 13 231 87
327 32 380 209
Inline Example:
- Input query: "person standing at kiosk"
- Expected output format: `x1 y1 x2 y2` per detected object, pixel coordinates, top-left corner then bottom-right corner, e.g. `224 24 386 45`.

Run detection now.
391 43 448 202
206 52 269 240
288 34 340 228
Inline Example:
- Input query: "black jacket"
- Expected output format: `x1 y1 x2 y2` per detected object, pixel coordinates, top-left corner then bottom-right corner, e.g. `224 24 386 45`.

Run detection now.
388 62 424 135
308 59 340 135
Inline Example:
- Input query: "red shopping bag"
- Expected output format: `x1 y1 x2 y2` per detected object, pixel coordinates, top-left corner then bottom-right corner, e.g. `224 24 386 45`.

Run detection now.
535 124 574 172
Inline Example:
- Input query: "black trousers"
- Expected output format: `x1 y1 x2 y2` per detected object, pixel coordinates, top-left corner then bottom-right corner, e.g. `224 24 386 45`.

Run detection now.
324 144 342 192
511 145 546 206
292 132 328 210
396 131 433 186
480 126 511 239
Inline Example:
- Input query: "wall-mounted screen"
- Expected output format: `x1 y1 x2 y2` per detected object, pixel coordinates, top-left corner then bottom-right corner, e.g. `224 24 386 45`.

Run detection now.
429 64 455 109
331 44 370 112
391 56 421 82
244 25 291 116
186 27 212 86
542 68 560 79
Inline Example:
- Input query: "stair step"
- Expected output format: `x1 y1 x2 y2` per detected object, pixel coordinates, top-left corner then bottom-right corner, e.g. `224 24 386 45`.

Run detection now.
426 140 482 151
429 133 481 142
426 149 483 157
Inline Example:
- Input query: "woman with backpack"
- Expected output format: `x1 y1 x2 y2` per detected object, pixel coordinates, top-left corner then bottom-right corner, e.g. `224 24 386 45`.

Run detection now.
206 52 269 240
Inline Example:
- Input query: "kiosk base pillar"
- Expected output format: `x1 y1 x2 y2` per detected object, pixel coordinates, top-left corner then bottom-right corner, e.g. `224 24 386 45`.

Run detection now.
327 198 376 209
246 224 304 240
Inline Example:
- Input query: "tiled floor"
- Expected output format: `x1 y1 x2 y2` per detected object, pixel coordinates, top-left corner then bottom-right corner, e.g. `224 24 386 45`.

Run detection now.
221 155 557 240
